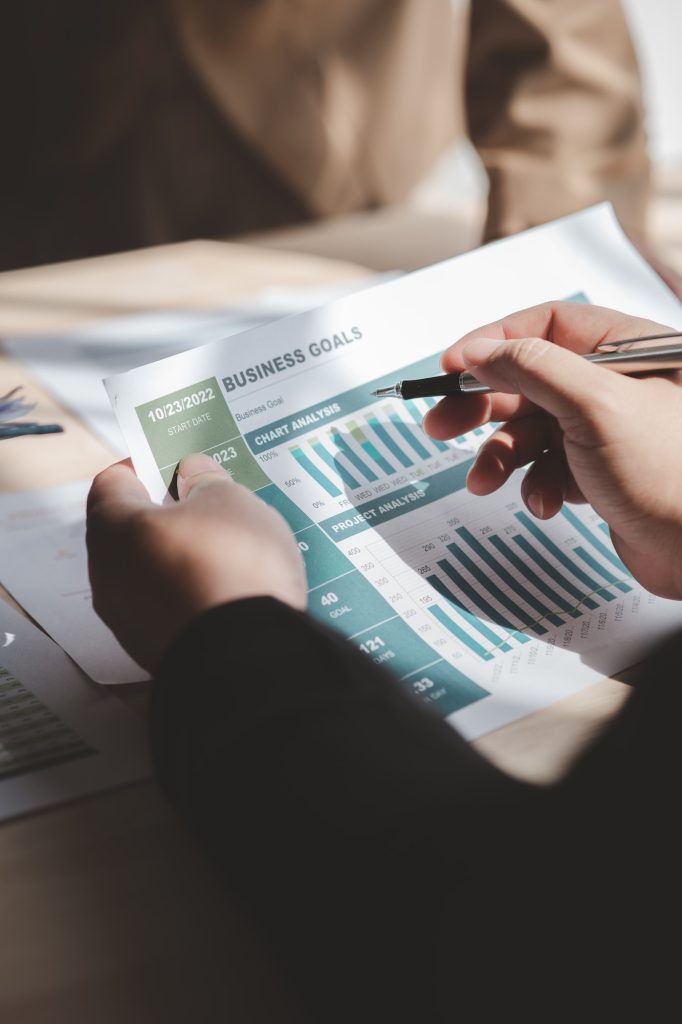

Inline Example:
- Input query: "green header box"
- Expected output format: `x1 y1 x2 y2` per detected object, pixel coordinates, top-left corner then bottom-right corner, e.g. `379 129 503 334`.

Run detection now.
136 376 269 490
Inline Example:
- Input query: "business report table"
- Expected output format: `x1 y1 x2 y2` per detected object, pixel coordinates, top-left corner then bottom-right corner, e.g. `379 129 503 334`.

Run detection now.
0 237 641 1023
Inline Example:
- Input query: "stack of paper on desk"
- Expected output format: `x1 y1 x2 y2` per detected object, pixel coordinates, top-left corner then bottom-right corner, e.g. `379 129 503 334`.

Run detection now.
0 478 152 820
0 479 147 685
0 601 150 821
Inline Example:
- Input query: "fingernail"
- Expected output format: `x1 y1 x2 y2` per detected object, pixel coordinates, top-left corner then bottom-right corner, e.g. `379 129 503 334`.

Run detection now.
526 492 544 519
461 337 503 369
175 453 227 500
177 453 223 481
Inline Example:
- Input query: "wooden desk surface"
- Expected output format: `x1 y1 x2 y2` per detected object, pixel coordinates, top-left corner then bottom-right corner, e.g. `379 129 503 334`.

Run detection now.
0 238 633 1021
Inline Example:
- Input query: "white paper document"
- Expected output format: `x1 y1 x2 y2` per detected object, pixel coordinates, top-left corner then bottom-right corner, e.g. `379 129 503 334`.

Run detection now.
103 205 682 739
0 601 149 821
0 481 148 684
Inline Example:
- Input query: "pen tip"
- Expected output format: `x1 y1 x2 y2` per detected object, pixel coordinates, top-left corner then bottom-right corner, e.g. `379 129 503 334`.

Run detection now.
371 384 400 399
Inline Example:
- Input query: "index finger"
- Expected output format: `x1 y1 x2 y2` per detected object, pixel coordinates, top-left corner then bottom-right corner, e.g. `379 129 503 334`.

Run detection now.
432 301 676 431
441 301 674 373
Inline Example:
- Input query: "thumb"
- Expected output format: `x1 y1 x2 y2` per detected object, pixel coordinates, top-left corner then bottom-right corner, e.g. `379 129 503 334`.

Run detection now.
87 459 153 522
461 336 627 424
175 453 234 502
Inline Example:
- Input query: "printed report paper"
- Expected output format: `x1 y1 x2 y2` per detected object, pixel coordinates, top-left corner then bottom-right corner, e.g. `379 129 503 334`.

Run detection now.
0 601 149 821
103 205 682 739
0 481 148 685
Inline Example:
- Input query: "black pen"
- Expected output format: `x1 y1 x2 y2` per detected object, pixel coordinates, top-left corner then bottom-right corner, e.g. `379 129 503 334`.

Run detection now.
370 331 682 399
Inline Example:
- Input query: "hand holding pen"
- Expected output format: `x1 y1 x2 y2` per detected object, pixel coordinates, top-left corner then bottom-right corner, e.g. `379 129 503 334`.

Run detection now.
373 330 682 400
411 301 682 599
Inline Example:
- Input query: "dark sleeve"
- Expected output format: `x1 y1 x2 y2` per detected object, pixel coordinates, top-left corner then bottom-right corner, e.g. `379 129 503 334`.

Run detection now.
150 597 682 1019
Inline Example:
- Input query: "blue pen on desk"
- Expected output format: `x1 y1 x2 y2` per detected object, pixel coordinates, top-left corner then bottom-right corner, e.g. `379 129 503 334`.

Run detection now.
0 386 63 439
0 423 64 439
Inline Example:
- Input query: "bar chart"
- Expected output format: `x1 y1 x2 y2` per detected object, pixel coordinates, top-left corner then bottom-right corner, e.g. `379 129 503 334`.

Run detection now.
257 379 639 689
360 494 634 663
286 398 494 501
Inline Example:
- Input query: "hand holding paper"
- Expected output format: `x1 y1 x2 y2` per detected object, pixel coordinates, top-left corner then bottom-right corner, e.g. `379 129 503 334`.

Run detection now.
87 455 306 671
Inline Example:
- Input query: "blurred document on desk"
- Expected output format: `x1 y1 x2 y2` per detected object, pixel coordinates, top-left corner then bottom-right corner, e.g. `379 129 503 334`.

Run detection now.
3 278 384 453
0 601 149 821
104 205 682 739
0 481 148 685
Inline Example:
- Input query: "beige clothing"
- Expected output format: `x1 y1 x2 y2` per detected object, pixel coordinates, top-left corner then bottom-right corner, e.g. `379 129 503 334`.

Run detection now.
2 0 649 269
176 0 649 238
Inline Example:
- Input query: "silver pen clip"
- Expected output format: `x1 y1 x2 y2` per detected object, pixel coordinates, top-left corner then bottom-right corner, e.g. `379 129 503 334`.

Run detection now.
595 330 682 353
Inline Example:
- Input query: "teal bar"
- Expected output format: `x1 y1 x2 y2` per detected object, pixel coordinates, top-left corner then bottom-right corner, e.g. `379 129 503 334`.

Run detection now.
561 505 630 575
404 399 426 426
427 574 513 652
290 446 342 497
388 412 433 459
515 511 615 602
599 522 610 537
351 422 395 475
310 438 361 489
328 430 378 482
489 534 581 619
423 397 437 408
511 533 600 610
456 526 564 627
437 558 530 643
446 542 548 635
472 427 485 436
402 402 449 452
360 440 394 475
366 415 414 468
428 605 493 660
574 545 632 594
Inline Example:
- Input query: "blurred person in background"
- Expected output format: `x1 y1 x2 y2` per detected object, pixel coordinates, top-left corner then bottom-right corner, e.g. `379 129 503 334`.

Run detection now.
1 1 652 272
